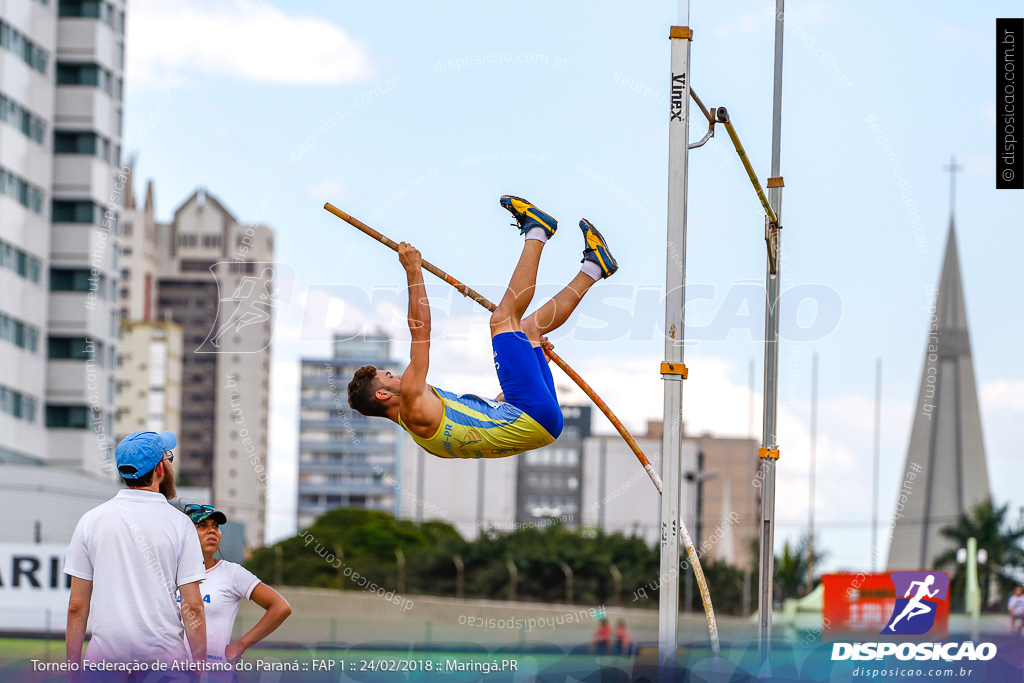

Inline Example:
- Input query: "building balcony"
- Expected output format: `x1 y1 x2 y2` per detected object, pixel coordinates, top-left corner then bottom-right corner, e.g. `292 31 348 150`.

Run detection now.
46 358 112 403
52 155 118 201
48 291 116 341
57 19 121 75
49 223 117 268
54 88 119 139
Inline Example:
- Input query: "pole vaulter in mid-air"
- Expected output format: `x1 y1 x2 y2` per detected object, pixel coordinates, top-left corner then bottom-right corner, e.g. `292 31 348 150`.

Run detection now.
346 195 618 460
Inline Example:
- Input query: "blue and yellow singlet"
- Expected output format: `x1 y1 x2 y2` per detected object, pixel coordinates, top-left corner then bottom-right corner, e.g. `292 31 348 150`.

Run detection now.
397 387 555 459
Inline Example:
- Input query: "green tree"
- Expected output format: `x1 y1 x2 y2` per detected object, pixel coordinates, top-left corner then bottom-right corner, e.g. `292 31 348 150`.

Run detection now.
246 509 759 614
247 508 461 591
748 533 825 605
933 499 1024 610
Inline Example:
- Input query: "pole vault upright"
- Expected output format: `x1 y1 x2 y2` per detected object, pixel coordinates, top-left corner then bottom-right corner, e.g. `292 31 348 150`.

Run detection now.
658 0 692 670
758 0 786 662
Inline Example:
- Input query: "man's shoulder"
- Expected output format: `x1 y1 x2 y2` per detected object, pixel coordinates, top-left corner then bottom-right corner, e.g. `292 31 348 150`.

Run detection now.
79 494 124 521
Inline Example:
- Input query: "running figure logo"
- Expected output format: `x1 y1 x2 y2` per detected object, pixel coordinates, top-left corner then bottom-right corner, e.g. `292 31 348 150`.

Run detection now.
882 571 950 635
201 263 294 353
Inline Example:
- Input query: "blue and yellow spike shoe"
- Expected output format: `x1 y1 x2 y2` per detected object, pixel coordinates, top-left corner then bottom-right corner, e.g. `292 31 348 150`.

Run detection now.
579 219 619 278
499 195 558 238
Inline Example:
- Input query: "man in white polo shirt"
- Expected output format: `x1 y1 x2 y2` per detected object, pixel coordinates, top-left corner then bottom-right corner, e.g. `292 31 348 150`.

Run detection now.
64 430 208 668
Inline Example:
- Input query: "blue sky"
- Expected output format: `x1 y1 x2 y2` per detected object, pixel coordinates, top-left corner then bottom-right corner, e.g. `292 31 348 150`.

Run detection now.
123 0 1024 570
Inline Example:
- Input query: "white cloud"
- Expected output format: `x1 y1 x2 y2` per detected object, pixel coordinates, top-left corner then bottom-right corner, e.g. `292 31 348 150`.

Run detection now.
126 0 374 87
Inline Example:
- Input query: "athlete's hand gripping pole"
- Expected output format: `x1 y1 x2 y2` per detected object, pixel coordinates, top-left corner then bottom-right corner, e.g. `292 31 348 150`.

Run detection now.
324 202 664 494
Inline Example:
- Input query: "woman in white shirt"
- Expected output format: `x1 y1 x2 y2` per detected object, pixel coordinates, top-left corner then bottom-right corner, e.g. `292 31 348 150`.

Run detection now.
182 504 292 665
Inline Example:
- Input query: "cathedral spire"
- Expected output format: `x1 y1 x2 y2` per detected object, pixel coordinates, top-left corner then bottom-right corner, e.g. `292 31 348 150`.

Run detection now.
886 163 990 570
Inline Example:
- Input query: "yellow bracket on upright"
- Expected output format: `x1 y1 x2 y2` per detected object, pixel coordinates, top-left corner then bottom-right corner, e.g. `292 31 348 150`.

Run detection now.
660 362 688 379
758 447 780 460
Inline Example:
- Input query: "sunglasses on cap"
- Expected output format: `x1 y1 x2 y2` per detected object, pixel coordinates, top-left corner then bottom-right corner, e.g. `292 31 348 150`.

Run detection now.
184 503 228 525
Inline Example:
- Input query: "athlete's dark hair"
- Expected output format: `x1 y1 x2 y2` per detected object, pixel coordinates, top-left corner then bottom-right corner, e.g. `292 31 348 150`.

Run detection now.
348 365 389 418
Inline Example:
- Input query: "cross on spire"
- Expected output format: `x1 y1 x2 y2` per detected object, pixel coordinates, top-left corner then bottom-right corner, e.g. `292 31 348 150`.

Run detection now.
943 154 963 219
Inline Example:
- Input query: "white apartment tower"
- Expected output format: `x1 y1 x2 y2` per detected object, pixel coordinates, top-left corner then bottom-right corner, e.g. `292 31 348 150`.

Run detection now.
0 0 125 474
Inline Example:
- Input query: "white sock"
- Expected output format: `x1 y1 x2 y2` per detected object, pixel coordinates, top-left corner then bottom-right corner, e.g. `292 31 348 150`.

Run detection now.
581 260 602 281
524 227 548 243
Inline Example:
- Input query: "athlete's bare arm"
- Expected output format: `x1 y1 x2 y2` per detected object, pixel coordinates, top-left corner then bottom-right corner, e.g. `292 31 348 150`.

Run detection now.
398 243 442 434
65 577 92 667
225 583 292 661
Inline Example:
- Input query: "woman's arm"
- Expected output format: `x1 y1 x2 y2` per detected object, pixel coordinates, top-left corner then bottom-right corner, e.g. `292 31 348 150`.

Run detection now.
224 583 292 660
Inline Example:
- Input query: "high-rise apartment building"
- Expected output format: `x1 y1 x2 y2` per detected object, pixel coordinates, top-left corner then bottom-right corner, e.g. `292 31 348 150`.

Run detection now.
158 189 273 549
114 319 182 441
0 0 125 474
119 184 274 549
297 333 402 530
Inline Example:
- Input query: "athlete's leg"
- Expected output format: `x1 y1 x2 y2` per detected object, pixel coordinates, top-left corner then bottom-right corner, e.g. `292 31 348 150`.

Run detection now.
521 217 618 346
533 345 558 400
521 272 597 346
490 240 544 337
491 331 563 438
491 196 558 338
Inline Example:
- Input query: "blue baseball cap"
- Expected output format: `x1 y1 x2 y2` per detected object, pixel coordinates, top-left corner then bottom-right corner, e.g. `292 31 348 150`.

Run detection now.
115 430 177 479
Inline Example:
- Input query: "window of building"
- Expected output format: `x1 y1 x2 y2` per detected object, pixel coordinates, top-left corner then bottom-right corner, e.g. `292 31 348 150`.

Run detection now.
0 94 46 144
48 336 98 361
0 20 48 74
56 62 113 95
52 200 102 224
0 314 39 352
0 385 37 422
45 405 89 428
54 130 112 161
0 166 44 214
50 268 102 293
58 0 113 24
180 259 216 273
0 240 42 282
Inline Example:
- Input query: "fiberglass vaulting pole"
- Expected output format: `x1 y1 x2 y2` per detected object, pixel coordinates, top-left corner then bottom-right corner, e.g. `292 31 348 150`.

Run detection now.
659 0 692 671
758 0 786 664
